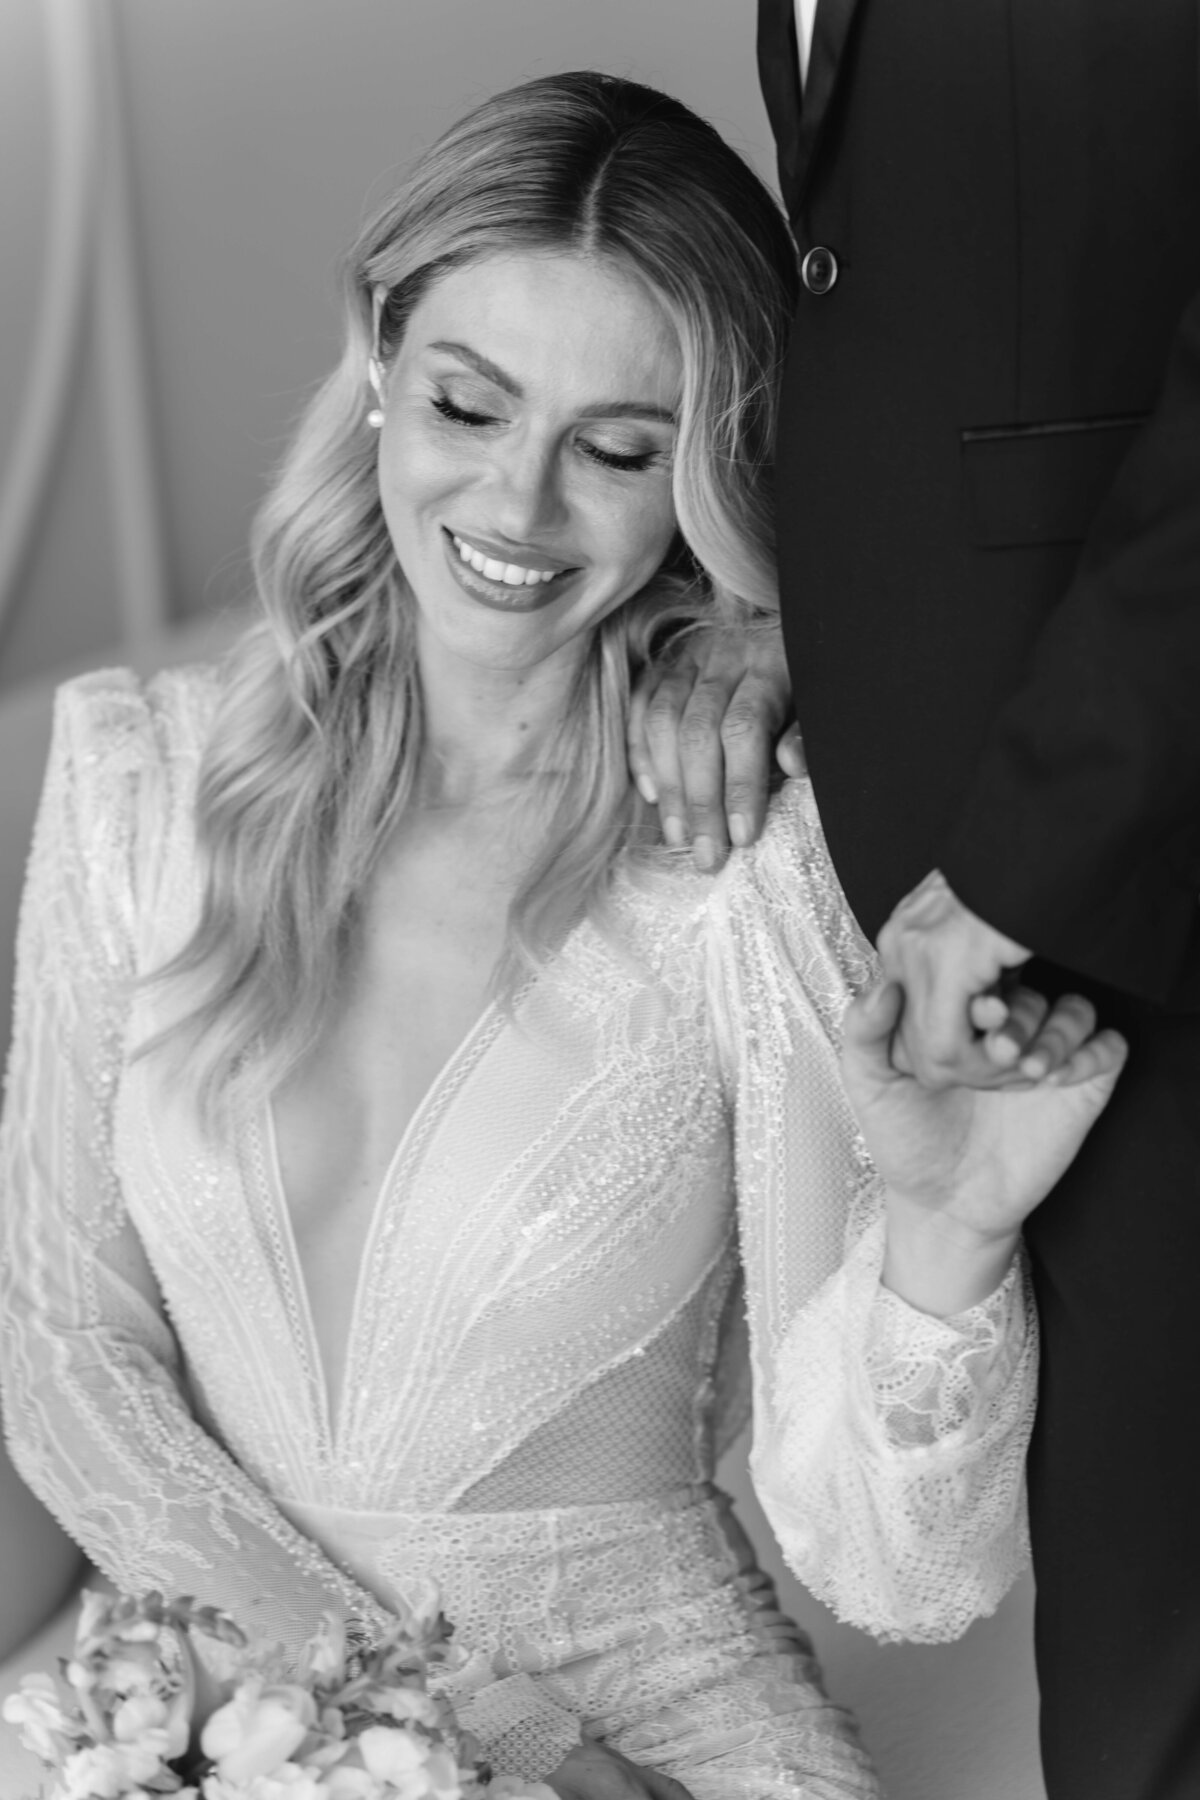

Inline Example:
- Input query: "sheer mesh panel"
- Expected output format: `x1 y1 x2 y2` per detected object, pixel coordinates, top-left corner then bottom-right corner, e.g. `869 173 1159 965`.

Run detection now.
459 1275 729 1508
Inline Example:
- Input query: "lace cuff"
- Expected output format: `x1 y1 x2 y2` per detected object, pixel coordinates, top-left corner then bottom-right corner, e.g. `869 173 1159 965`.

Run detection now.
868 1245 1025 1450
454 1673 581 1781
751 1216 1037 1643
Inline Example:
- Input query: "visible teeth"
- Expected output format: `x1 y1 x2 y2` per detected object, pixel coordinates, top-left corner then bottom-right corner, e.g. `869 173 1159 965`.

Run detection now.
452 535 559 585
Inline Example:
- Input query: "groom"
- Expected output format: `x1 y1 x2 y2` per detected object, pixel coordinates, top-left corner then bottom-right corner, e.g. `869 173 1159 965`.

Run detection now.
751 5 1200 1798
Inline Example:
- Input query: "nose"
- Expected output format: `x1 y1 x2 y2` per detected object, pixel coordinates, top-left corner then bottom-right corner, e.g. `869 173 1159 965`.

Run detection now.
486 427 568 543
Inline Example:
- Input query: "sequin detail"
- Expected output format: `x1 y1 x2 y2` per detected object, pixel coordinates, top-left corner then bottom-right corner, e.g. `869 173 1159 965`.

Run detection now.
1 667 1036 1791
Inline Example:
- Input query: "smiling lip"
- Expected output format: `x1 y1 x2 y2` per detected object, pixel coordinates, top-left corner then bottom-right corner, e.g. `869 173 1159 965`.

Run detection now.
442 528 578 612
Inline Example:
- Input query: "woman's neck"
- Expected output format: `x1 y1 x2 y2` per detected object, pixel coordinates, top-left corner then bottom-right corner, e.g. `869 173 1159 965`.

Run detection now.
413 623 587 809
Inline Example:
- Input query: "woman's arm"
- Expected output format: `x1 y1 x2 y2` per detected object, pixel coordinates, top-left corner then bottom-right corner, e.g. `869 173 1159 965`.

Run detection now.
0 677 392 1665
712 781 1048 1639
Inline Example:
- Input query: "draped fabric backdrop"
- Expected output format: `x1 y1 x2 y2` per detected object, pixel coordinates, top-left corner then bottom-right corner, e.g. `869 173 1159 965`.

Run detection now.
0 4 1043 1795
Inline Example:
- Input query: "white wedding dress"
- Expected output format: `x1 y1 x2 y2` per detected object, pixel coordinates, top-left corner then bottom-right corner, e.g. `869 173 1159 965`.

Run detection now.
0 668 1036 1798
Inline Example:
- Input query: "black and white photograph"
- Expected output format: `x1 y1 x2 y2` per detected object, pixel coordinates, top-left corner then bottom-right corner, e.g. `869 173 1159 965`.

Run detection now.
1 6 1197 1799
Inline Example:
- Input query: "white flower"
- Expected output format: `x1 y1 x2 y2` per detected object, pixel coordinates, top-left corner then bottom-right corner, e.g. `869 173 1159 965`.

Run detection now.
105 1649 162 1694
201 1679 317 1784
59 1739 168 1799
2 1672 75 1763
357 1727 427 1785
202 1763 330 1800
410 1743 463 1800
362 1688 441 1729
356 1732 462 1800
112 1691 170 1742
319 1767 384 1800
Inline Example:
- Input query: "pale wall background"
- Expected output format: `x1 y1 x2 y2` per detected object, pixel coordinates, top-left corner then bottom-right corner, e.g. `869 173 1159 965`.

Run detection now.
0 0 775 688
0 3 1045 1796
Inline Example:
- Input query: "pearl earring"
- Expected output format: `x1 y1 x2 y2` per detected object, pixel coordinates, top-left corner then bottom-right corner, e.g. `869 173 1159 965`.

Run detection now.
366 355 385 429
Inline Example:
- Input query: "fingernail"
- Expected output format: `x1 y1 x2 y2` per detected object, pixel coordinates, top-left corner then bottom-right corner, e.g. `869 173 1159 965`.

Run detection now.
636 773 658 804
729 814 749 848
663 816 686 849
1020 1053 1049 1079
693 835 716 871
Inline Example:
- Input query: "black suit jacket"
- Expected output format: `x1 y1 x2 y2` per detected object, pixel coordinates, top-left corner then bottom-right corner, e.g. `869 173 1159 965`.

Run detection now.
758 0 1200 1008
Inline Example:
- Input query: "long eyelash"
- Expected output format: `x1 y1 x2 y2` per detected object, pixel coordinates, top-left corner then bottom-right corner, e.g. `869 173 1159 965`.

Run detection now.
431 395 494 427
433 393 657 472
582 443 657 473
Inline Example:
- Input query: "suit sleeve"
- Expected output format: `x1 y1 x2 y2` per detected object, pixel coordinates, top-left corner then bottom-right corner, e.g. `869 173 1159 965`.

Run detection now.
939 287 1200 1007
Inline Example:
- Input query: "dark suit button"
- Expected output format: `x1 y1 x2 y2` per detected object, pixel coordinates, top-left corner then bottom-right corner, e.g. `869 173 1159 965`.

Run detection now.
801 246 839 295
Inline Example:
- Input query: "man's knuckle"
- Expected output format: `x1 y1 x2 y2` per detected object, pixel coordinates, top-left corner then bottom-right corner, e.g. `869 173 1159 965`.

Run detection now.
682 681 726 721
677 713 720 754
719 706 765 748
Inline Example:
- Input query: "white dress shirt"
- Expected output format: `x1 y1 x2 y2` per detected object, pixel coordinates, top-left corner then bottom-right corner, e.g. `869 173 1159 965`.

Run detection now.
795 0 819 85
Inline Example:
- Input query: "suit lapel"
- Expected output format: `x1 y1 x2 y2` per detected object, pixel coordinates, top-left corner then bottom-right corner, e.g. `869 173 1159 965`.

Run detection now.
757 0 804 206
757 0 863 222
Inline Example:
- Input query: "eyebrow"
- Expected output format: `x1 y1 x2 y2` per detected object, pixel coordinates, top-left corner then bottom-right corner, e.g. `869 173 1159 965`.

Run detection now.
427 340 677 425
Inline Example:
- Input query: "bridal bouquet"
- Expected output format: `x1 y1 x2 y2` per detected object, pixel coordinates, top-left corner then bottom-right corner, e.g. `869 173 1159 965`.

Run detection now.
3 1588 556 1800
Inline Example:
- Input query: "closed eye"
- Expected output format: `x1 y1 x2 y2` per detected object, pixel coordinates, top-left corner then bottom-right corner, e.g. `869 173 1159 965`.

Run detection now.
431 394 496 427
432 392 662 473
581 442 658 473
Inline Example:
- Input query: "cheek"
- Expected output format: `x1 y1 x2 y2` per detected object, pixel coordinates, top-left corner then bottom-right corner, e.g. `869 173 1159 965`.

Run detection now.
378 413 469 524
623 491 679 580
588 482 678 584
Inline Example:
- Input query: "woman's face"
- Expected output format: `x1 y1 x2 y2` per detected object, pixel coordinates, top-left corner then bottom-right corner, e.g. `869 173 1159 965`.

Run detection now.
376 250 682 676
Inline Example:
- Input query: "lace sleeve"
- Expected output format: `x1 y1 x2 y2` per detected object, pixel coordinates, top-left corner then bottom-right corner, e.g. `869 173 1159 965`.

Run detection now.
710 780 1037 1643
0 674 392 1662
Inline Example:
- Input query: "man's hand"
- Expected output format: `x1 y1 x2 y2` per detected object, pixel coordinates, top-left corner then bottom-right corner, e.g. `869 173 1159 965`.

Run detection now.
841 978 1128 1314
627 621 801 870
877 870 1041 1089
545 1741 694 1800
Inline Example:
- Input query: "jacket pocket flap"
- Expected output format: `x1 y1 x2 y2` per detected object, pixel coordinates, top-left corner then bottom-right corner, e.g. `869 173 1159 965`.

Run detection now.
962 415 1145 548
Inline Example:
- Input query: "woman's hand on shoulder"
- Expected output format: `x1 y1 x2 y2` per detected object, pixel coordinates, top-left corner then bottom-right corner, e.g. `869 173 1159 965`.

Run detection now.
545 1740 695 1800
840 978 1127 1314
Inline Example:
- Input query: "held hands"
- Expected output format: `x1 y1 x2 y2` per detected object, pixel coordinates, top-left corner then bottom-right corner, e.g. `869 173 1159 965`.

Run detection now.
877 871 1041 1088
840 978 1127 1314
545 1741 695 1800
627 620 802 869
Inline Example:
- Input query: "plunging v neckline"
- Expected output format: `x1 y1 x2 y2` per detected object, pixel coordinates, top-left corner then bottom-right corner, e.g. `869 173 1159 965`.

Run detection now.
259 997 509 1452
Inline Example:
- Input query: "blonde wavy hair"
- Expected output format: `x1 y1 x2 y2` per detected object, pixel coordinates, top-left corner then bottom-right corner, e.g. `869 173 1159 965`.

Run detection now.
150 71 798 1117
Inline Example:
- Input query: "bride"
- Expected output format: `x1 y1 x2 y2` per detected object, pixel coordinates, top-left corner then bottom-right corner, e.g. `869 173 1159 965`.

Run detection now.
0 71 1123 1800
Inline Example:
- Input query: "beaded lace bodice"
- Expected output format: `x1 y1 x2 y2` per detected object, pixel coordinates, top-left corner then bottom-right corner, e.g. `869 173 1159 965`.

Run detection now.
1 667 1036 1669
